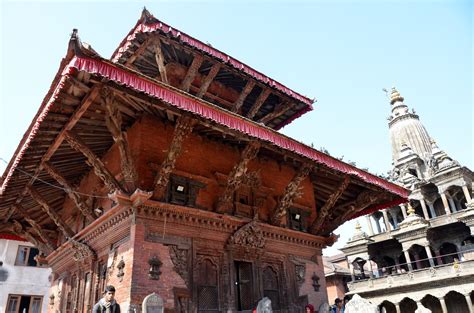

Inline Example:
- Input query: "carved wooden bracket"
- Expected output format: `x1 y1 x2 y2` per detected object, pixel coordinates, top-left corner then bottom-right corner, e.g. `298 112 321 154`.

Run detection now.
27 186 75 238
102 88 138 193
13 204 56 251
216 142 260 213
270 164 313 225
68 238 96 263
12 220 52 254
43 161 95 222
181 54 204 92
64 130 123 193
310 175 351 234
153 116 196 200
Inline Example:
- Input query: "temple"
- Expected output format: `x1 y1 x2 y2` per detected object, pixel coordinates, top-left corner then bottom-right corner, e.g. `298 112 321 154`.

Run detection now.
0 9 407 313
341 88 474 313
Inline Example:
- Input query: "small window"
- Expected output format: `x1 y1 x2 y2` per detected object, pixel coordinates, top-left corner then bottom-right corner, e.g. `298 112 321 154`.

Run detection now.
167 175 204 207
6 295 42 313
288 208 308 232
15 246 40 267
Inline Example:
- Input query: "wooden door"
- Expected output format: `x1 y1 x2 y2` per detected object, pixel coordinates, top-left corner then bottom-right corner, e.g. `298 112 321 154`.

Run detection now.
235 261 254 311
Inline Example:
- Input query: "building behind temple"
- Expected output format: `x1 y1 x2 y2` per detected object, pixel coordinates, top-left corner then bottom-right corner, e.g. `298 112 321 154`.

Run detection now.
341 88 474 313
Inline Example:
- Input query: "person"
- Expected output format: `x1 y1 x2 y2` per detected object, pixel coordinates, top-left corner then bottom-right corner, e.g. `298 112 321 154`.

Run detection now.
305 304 315 313
92 285 121 313
343 295 351 311
331 298 343 313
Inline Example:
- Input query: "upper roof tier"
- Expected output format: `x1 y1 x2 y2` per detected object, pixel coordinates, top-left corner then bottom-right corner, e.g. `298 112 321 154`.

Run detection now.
111 8 314 130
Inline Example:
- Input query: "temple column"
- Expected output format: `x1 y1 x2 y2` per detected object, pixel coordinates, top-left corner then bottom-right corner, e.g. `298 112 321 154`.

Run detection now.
374 214 382 233
382 209 391 232
366 215 374 236
400 204 407 219
425 245 435 267
414 253 422 269
419 199 430 220
395 302 401 313
464 293 474 313
441 193 451 215
367 259 374 278
427 201 437 218
448 197 457 212
389 210 399 229
439 297 448 313
462 185 472 203
435 250 443 265
349 263 356 282
404 250 413 272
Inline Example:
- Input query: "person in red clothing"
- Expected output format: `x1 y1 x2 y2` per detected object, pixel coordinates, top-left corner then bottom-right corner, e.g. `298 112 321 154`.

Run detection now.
305 304 315 313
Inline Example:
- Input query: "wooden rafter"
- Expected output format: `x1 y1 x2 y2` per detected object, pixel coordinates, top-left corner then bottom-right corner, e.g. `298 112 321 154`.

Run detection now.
154 40 168 84
64 130 123 193
232 80 256 113
247 89 271 119
181 54 204 92
197 63 221 98
26 186 75 238
216 142 261 213
13 204 56 251
153 115 196 199
270 164 313 225
125 36 154 66
310 175 351 234
102 88 138 192
43 161 95 222
258 101 292 124
12 220 53 254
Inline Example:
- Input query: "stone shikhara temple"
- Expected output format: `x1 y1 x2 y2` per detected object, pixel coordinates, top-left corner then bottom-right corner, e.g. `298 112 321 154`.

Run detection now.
0 9 407 313
341 88 474 313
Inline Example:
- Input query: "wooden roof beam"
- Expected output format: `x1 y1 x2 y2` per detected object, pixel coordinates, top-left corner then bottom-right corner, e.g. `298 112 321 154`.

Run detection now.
232 80 255 113
216 141 261 214
270 164 313 226
103 88 138 192
310 175 351 234
125 36 154 66
43 161 96 223
154 40 168 84
13 204 56 251
258 101 293 124
26 186 75 239
247 88 271 119
64 130 123 193
197 63 221 98
180 54 204 92
12 220 53 254
153 115 196 200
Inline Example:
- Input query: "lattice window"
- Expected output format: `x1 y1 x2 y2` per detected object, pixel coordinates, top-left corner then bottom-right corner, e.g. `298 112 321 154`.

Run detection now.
6 295 43 313
197 259 219 313
288 208 309 232
167 175 204 207
263 266 280 309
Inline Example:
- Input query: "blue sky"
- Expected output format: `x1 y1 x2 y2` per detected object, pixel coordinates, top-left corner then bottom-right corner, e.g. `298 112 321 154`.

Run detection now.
0 1 472 255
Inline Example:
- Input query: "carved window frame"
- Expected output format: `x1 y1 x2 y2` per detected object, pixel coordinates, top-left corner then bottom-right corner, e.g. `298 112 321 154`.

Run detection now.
287 207 310 232
167 174 204 207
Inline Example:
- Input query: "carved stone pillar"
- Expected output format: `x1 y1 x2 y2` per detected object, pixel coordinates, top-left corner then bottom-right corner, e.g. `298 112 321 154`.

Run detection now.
439 297 448 313
419 198 430 220
424 245 435 268
441 193 451 215
389 210 398 229
464 293 474 313
448 197 457 212
373 214 382 234
404 250 413 272
400 204 407 219
462 185 473 202
382 209 391 232
349 263 355 282
427 201 437 218
365 215 374 236
367 259 374 278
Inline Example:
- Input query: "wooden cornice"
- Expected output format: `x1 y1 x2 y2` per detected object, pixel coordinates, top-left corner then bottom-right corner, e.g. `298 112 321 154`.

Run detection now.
310 175 351 234
64 130 123 193
181 54 204 92
216 142 261 213
247 88 271 119
43 161 95 222
270 164 313 226
197 63 221 98
13 204 56 251
26 186 75 239
102 88 138 192
232 80 256 113
153 115 196 199
154 40 169 84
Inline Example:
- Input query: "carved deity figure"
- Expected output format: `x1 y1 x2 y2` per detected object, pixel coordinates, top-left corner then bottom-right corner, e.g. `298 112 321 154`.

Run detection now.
256 297 272 313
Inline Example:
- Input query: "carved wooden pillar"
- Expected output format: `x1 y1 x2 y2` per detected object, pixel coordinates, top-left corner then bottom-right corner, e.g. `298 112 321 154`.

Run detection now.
153 115 195 200
216 142 260 213
270 164 312 226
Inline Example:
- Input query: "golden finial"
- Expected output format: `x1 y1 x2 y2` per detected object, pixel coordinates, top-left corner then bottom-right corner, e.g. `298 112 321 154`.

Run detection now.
407 204 415 215
355 221 362 231
390 87 404 105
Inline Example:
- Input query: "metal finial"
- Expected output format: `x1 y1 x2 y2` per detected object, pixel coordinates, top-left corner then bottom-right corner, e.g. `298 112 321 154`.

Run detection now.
407 204 415 215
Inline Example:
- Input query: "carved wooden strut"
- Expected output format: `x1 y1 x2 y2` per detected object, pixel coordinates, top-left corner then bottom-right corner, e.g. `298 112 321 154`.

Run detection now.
181 54 204 92
154 40 168 84
216 142 261 213
247 89 271 119
270 164 313 225
232 80 256 113
102 88 138 193
64 130 123 193
12 220 53 254
13 204 56 251
153 116 195 199
197 63 221 98
43 161 96 222
310 175 351 234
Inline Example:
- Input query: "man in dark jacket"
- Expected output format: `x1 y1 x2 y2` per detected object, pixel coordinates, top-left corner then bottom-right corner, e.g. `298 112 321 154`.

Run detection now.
92 285 121 313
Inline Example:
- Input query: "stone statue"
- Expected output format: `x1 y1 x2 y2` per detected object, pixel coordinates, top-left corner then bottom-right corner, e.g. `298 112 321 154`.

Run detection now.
256 297 272 313
344 294 378 313
317 302 331 313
